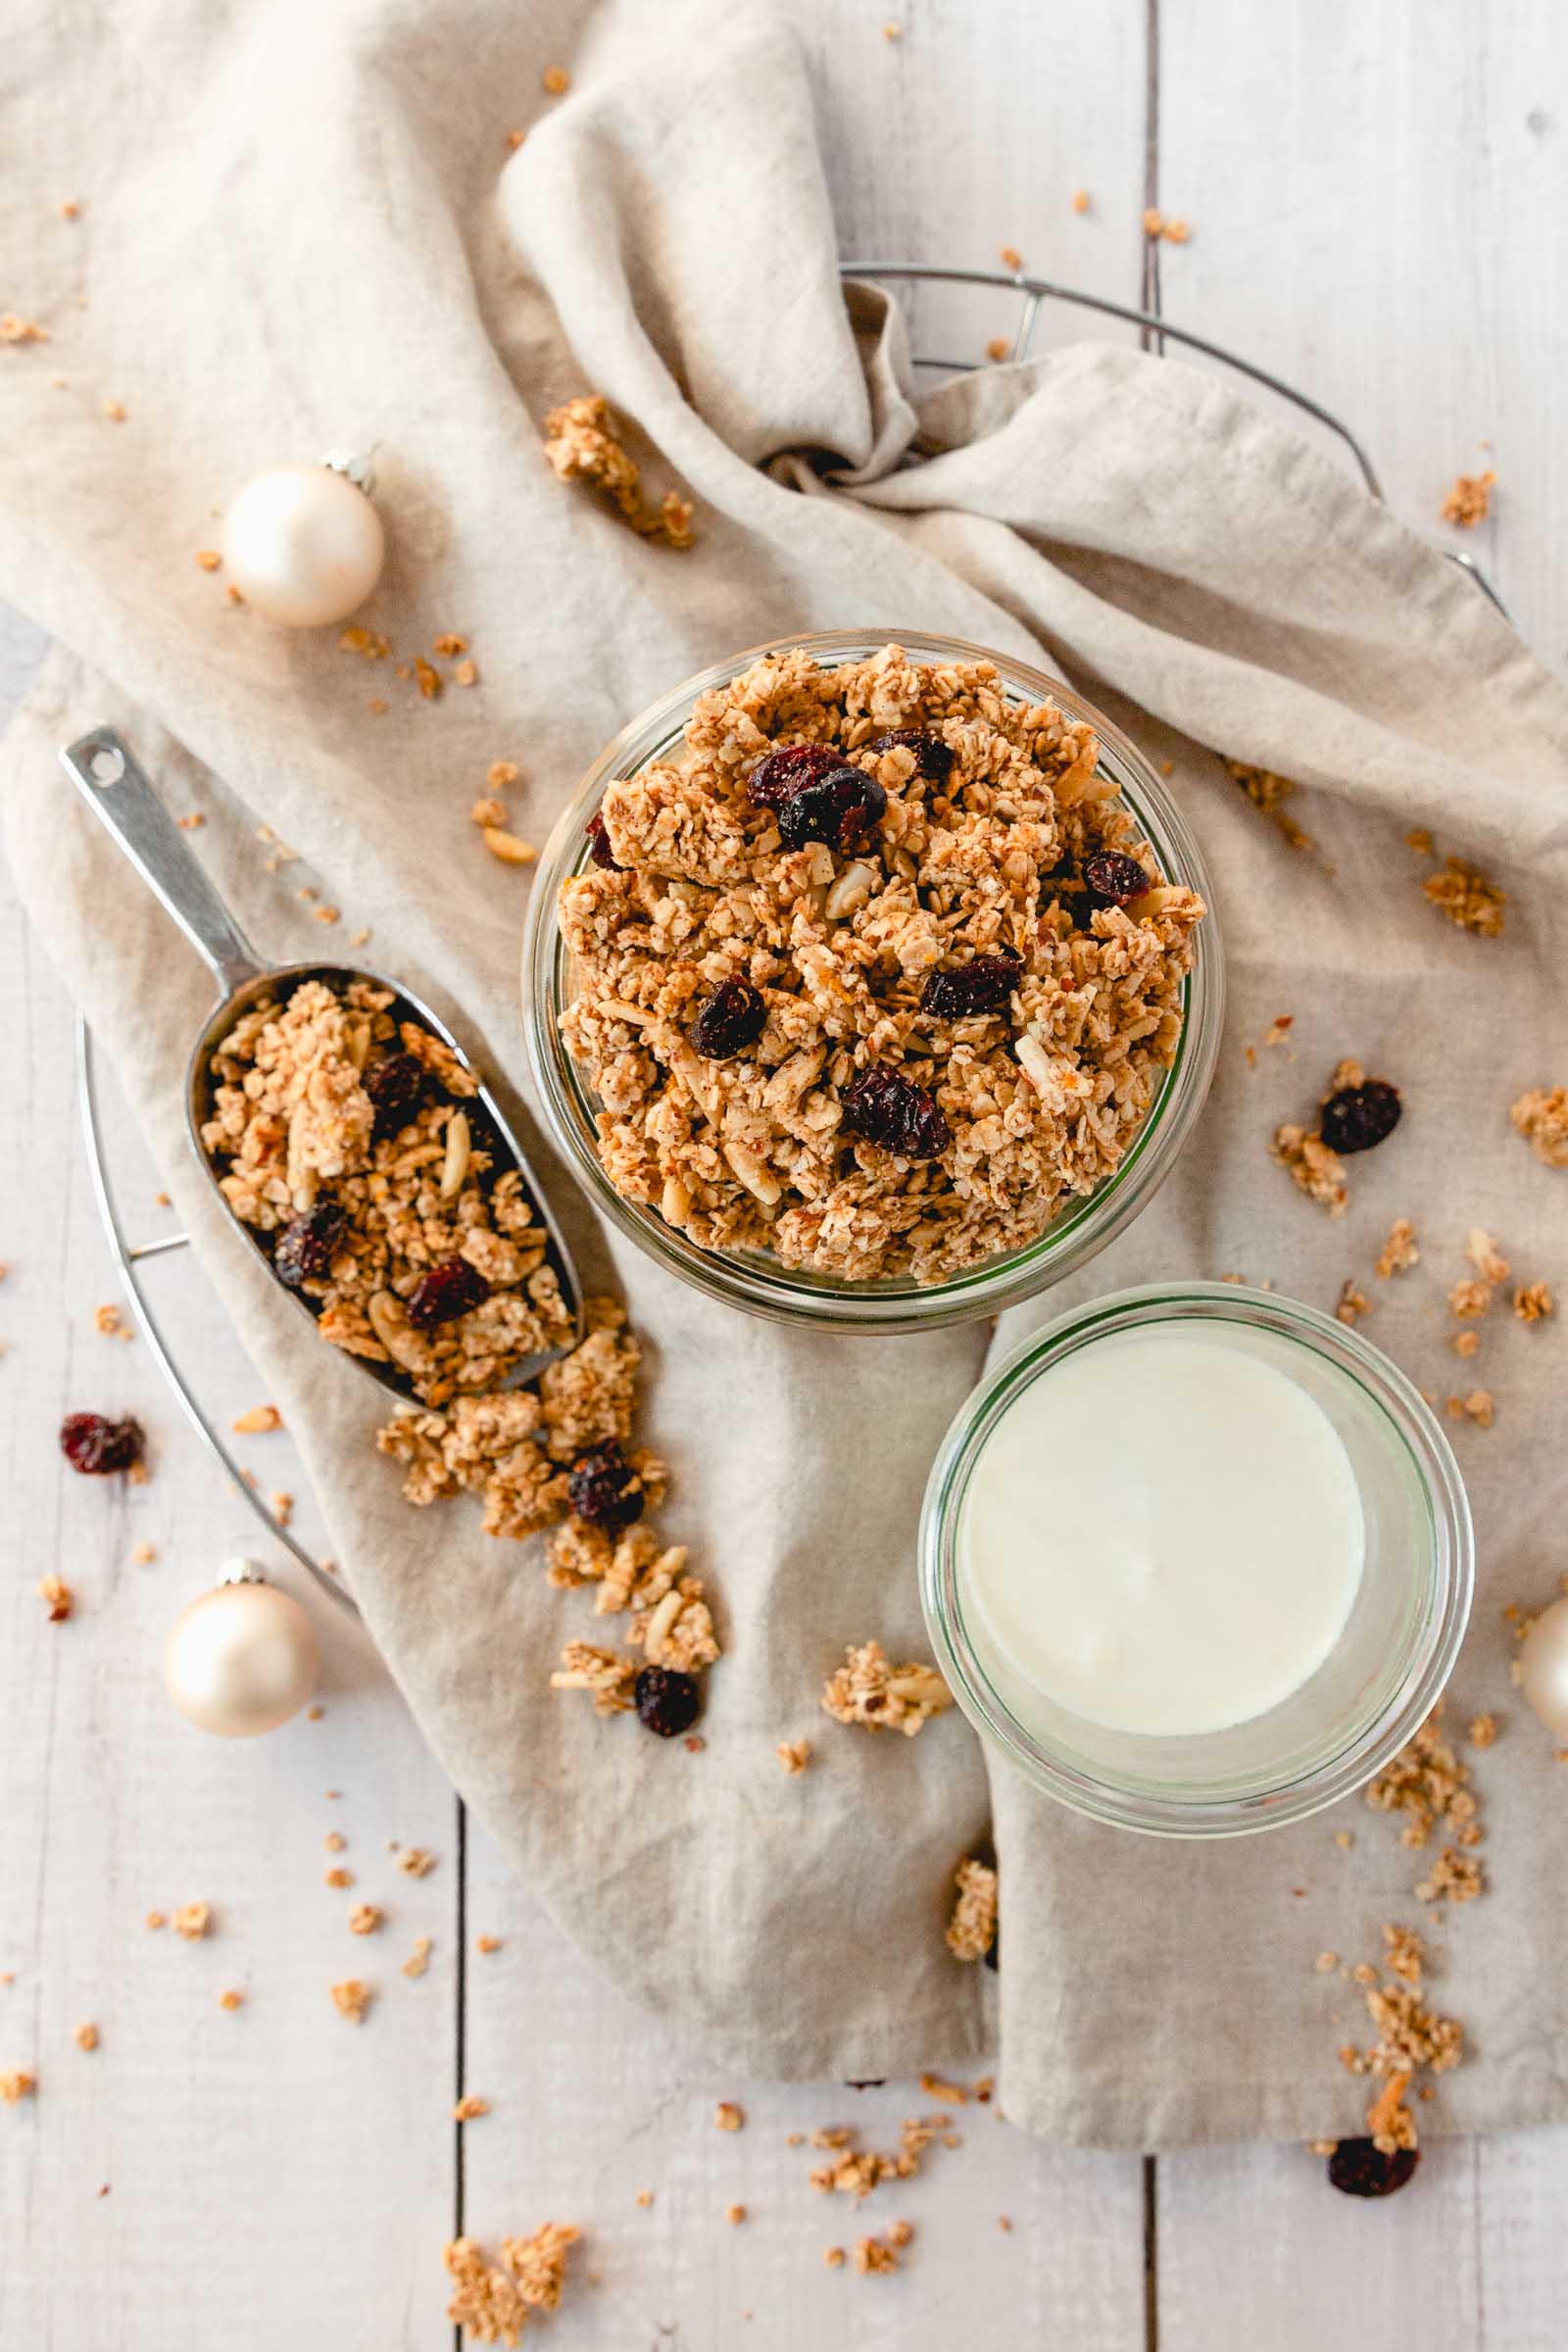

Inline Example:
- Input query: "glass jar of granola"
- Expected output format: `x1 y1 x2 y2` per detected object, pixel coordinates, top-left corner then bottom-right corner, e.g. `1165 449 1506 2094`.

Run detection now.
523 631 1223 1333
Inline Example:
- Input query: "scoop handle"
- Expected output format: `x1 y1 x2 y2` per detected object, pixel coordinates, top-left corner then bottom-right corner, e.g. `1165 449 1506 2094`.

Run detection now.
59 728 263 1000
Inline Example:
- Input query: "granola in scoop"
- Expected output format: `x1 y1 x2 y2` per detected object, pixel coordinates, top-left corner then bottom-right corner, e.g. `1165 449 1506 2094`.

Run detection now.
199 977 571 1403
557 644 1205 1284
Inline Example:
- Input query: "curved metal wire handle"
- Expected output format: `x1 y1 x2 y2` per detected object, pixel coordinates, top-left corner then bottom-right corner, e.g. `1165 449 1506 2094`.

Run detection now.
76 1021 356 1615
843 262 1509 617
76 262 1516 1617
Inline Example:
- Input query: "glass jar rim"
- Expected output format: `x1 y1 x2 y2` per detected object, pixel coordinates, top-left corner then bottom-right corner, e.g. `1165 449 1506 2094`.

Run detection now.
522 629 1225 1333
919 1280 1475 1836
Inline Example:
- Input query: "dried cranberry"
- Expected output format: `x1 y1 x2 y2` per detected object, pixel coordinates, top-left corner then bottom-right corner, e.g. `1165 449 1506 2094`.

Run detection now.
688 978 766 1060
405 1256 490 1330
567 1439 646 1534
920 953 1020 1019
1320 1079 1402 1155
1327 2137 1421 2198
364 1052 431 1137
273 1198 348 1289
60 1412 144 1476
777 765 888 856
843 1063 951 1160
1084 851 1152 908
585 810 621 870
635 1664 702 1739
748 742 840 812
867 726 956 781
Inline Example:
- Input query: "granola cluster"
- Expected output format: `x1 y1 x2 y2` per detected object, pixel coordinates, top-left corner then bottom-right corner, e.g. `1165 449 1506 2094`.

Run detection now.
557 644 1205 1284
444 2224 580 2346
200 979 571 1403
945 1857 999 1964
1511 1086 1568 1169
820 1641 952 1737
543 393 694 549
1336 1927 1462 2154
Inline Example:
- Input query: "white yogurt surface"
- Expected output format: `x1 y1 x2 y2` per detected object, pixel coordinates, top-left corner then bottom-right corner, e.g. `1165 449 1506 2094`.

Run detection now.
958 1330 1364 1738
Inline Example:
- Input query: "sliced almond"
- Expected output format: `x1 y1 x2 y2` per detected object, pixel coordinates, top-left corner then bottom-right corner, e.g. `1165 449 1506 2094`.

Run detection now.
345 1017 372 1070
824 860 877 921
661 1174 693 1227
721 1138 782 1206
440 1109 471 1200
368 1290 425 1370
482 826 537 867
641 1588 685 1665
887 1667 953 1711
231 1404 281 1435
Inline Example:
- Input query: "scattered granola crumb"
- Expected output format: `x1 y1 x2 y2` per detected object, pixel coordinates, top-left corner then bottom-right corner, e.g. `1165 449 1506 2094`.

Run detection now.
985 336 1009 363
144 1912 167 1932
445 2224 579 2345
776 1739 811 1775
60 199 80 219
101 398 126 421
130 1543 157 1565
455 661 479 688
1510 1088 1568 1169
1452 1330 1481 1358
1142 208 1165 235
313 905 341 925
808 2117 941 2200
94 1302 133 1341
1261 1014 1295 1050
946 1857 999 1964
823 2246 846 2268
1415 1847 1484 1904
403 1939 433 1980
918 2072 967 2105
398 1847 437 1879
725 2203 747 2225
330 1979 371 2025
270 1491 294 1526
324 1832 347 1854
1315 1952 1339 1975
232 1403 282 1434
542 64 569 93
73 2023 99 2052
475 1936 502 1955
1468 1714 1498 1749
348 1904 383 1936
1366 1707 1482 1855
218 1988 244 2011
486 760 519 789
172 1902 211 1941
635 2189 655 2208
1071 188 1091 214
542 392 695 548
433 634 467 658
1375 1219 1419 1279
1447 1390 1494 1428
0 316 48 344
714 2100 744 2132
882 20 903 37
1466 1229 1510 1284
1441 470 1495 528
854 2228 909 2275
454 2094 490 2122
1335 1831 1354 1850
414 657 443 701
325 1868 354 1890
225 584 246 606
1515 1280 1553 1322
1424 856 1504 937
1271 1123 1347 1216
1162 217 1192 243
1336 1279 1372 1327
348 928 372 949
0 2071 36 2102
36 1576 74 1623
999 244 1023 270
1226 759 1313 851
470 797 508 828
195 549 221 571
1447 1277 1493 1320
821 1642 952 1736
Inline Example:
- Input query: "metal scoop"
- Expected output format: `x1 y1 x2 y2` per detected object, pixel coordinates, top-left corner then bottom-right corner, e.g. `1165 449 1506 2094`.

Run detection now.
59 725 584 1402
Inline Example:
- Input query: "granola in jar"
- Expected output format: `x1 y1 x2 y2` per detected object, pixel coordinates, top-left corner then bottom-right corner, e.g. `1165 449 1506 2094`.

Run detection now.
556 643 1205 1285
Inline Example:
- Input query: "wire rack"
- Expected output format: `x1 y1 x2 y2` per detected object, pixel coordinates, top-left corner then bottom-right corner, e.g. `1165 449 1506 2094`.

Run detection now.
78 265 1511 1615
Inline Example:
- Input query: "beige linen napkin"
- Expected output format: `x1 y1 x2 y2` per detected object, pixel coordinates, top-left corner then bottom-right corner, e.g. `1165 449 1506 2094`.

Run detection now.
4 0 1566 2146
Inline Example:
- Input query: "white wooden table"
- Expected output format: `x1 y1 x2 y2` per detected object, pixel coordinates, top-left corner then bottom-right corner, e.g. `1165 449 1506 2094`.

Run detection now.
4 4 1565 2343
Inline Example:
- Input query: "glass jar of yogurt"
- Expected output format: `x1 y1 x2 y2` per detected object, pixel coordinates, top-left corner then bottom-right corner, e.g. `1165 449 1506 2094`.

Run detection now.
919 1281 1474 1836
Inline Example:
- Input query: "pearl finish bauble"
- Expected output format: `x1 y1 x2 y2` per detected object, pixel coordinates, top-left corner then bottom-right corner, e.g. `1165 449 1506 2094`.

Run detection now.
164 1561 320 1737
1519 1596 1568 1739
220 462 384 626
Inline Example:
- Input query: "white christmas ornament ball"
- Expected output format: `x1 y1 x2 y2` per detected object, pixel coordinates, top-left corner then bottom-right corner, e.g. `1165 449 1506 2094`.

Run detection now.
1518 1596 1568 1739
220 462 384 626
164 1560 321 1737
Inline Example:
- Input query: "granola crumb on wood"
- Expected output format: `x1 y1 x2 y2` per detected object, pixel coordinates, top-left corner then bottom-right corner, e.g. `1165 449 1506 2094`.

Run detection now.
1441 469 1495 527
73 2024 99 2052
453 2094 490 2121
398 1847 437 1878
713 2100 744 2132
36 1576 73 1623
172 1902 212 1941
821 1642 952 1735
444 2223 579 2346
325 1867 354 1889
918 2071 967 2105
403 1938 433 1980
348 1904 383 1936
946 1857 999 1963
0 2071 36 2102
330 1979 371 2024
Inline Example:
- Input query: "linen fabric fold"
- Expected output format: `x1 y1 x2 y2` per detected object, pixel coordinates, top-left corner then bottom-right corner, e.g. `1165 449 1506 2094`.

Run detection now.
4 0 1565 2144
